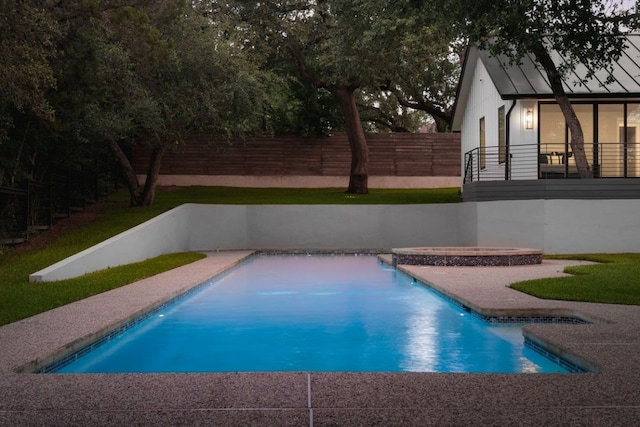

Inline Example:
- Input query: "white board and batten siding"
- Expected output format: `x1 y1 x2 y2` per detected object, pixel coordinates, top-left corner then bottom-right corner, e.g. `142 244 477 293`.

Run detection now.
460 57 539 181
460 58 505 180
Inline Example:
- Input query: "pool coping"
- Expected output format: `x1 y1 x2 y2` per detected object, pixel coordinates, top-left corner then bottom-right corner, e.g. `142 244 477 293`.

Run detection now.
1 251 640 425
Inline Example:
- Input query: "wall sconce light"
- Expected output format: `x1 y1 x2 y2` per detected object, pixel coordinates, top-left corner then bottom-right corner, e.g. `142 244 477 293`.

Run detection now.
525 108 534 130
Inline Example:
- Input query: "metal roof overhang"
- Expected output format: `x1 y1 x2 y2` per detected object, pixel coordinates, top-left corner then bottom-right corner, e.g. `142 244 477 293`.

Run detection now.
451 35 640 130
480 35 640 99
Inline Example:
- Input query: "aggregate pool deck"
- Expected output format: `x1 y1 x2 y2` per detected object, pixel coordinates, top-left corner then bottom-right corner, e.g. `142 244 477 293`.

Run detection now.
1 251 639 426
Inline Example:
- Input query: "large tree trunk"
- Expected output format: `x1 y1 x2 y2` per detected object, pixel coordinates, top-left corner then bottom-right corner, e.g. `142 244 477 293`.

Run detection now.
140 142 168 205
107 139 142 206
533 44 592 178
107 139 167 206
332 86 369 194
287 43 369 194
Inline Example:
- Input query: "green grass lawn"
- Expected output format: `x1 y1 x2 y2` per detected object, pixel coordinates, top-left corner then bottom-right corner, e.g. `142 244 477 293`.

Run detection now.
0 252 205 326
0 186 460 326
511 253 640 305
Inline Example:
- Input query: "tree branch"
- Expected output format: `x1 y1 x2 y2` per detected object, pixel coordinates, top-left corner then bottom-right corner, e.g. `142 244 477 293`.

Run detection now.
383 82 452 126
286 43 330 90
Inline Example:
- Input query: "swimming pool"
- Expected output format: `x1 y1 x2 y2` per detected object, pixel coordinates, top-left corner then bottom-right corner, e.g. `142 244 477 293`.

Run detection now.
50 255 571 373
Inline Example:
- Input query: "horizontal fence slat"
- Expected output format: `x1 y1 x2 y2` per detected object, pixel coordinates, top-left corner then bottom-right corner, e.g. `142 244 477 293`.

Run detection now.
132 132 461 178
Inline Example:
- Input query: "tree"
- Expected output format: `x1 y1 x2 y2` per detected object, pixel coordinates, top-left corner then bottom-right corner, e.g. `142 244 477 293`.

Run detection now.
51 1 270 206
432 0 640 178
0 1 59 185
381 48 461 132
357 90 430 132
218 0 457 193
262 70 345 136
372 7 461 132
0 1 57 124
277 0 379 193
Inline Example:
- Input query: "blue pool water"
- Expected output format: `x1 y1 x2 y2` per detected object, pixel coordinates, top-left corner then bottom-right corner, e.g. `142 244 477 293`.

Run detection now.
54 255 569 373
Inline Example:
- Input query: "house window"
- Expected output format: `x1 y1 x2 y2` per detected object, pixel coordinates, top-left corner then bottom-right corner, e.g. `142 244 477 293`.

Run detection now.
479 117 486 169
539 103 595 177
626 104 640 177
571 104 594 167
540 103 565 157
498 106 506 164
535 101 640 178
598 104 624 177
598 103 640 177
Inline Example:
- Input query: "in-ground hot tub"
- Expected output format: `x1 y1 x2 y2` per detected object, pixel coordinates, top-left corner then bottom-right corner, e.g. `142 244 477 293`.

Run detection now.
392 247 542 267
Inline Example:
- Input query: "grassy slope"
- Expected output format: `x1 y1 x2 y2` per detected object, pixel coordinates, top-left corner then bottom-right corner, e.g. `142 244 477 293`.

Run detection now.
0 186 460 325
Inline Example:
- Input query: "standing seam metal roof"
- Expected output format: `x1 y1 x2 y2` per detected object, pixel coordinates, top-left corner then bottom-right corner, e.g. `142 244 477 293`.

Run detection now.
478 34 640 99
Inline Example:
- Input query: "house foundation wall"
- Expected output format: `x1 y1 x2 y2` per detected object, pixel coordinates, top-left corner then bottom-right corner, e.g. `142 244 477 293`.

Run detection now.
463 179 640 201
30 200 640 282
466 199 640 254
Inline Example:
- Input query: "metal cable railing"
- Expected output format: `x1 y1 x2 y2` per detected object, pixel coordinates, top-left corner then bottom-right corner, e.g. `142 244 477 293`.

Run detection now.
464 142 640 183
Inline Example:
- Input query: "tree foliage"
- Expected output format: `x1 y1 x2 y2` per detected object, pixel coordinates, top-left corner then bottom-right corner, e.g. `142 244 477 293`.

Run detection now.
370 9 460 132
216 0 458 193
265 77 345 136
0 1 59 185
1 0 272 205
0 1 58 122
0 0 462 201
358 90 430 133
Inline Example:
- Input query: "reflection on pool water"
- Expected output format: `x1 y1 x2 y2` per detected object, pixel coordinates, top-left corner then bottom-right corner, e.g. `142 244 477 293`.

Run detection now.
53 255 570 374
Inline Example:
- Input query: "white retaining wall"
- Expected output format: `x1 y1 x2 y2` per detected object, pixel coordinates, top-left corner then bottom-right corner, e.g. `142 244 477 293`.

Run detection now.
460 199 640 254
29 205 192 282
30 200 640 282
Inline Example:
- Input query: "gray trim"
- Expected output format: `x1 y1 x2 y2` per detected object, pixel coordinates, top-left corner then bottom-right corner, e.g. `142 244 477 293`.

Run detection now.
463 179 640 201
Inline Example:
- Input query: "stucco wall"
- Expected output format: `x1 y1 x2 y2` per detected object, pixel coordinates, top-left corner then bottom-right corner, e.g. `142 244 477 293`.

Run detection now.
464 199 640 253
30 204 460 282
542 200 640 253
30 200 640 282
461 200 546 249
29 205 192 282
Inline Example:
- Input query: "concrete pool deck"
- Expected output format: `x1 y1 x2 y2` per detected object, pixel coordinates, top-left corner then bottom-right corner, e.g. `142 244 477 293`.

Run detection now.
1 251 639 426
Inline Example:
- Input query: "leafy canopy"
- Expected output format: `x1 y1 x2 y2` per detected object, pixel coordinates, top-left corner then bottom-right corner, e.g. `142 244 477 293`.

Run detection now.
435 0 640 81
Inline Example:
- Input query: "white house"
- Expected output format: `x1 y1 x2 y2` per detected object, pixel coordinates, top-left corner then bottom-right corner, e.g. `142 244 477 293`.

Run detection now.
452 35 640 191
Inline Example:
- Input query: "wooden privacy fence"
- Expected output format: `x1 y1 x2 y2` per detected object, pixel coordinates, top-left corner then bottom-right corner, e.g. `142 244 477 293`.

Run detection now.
132 132 460 177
